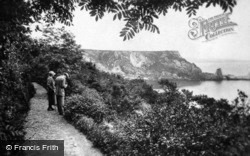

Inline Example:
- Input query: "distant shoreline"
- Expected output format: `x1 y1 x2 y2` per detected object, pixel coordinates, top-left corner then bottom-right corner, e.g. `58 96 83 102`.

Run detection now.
146 79 250 89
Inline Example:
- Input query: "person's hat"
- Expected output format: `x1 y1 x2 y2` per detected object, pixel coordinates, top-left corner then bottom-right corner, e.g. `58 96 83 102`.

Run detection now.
48 71 56 76
64 73 70 79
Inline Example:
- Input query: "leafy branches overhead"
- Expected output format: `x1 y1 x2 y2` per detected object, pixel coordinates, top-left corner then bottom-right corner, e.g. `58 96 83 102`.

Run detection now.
0 0 239 50
0 0 77 61
79 0 237 40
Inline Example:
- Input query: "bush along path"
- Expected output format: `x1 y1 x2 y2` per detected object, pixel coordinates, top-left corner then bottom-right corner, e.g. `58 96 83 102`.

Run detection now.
24 83 102 156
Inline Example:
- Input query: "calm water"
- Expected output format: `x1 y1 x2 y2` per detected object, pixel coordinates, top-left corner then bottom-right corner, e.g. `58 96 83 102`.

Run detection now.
149 60 250 101
183 60 250 101
148 80 250 101
179 80 250 101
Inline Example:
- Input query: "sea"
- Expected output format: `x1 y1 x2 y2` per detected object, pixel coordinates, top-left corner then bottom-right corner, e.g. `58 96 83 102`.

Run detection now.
148 60 250 101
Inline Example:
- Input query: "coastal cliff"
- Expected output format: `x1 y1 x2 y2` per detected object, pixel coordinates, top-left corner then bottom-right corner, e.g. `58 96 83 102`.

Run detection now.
82 49 203 80
82 49 250 81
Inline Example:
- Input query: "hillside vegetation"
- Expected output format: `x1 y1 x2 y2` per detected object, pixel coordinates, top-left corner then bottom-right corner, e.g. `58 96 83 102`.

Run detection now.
0 1 240 155
2 27 250 156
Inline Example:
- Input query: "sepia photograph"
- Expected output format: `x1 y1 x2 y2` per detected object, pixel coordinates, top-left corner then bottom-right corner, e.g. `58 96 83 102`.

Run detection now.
0 0 250 155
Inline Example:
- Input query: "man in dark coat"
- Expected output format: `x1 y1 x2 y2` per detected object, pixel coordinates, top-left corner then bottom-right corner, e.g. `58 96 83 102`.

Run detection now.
47 71 56 111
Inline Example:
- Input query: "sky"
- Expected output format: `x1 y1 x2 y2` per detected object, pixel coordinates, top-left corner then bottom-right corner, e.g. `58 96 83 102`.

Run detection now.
33 0 250 62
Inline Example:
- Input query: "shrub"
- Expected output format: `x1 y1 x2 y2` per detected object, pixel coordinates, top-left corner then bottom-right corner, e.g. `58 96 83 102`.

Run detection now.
75 115 96 132
65 88 109 123
67 78 87 95
0 57 35 156
69 81 250 156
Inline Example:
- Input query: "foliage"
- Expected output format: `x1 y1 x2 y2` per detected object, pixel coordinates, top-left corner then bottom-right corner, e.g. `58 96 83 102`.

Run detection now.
0 0 240 155
63 62 250 156
0 26 82 154
0 0 238 56
10 26 248 156
158 78 177 93
0 44 35 156
25 27 84 87
65 88 109 123
0 0 78 63
127 79 158 104
1 23 249 155
79 0 237 40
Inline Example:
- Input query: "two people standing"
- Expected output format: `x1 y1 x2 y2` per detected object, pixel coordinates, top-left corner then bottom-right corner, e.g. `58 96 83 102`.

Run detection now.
47 71 69 115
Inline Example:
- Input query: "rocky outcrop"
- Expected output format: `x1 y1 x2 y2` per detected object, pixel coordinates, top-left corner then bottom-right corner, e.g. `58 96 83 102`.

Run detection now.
215 68 223 80
202 69 250 81
82 49 203 80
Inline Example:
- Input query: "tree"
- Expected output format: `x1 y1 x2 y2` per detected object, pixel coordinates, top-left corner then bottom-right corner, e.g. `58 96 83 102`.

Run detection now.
158 79 177 93
26 26 84 86
0 0 238 59
0 0 76 63
79 0 237 40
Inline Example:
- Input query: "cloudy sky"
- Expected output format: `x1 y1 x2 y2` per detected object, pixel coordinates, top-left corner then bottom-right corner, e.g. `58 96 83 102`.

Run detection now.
34 0 250 61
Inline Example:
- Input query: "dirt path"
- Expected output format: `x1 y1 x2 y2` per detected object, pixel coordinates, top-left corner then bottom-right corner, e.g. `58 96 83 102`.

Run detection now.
24 83 103 156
